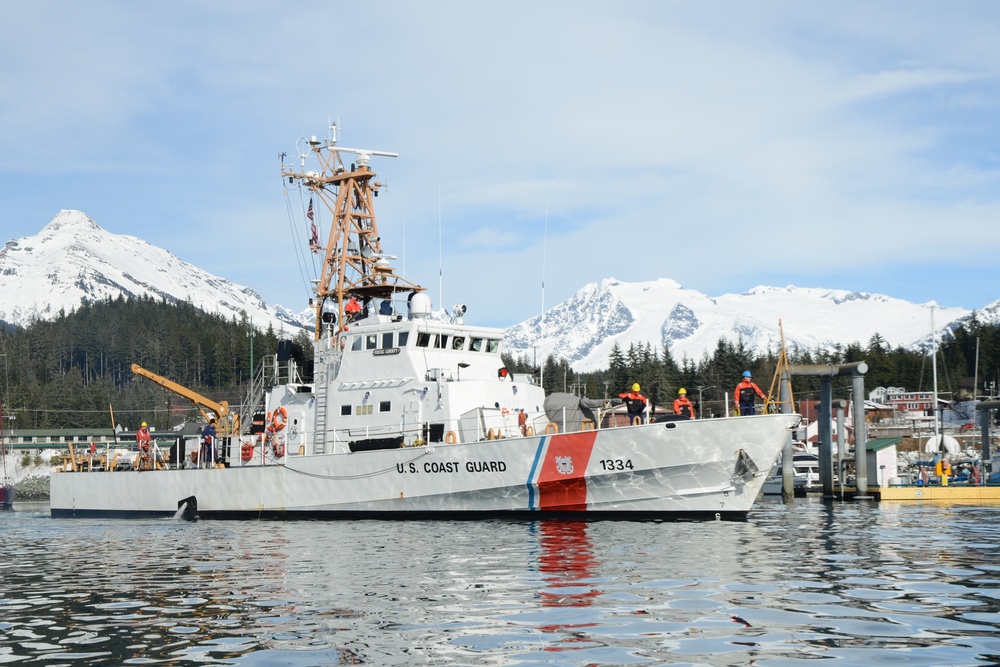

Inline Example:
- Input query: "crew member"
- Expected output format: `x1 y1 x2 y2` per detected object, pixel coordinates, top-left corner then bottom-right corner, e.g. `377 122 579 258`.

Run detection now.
344 295 362 322
136 421 152 451
935 457 952 486
202 418 217 465
673 388 696 419
619 383 648 425
734 371 766 416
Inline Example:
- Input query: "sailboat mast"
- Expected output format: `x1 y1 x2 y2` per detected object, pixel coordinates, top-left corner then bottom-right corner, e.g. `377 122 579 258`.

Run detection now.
931 307 940 449
0 400 8 486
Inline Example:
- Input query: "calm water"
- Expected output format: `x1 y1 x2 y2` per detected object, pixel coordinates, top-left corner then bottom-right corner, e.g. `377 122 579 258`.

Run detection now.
3 500 1000 666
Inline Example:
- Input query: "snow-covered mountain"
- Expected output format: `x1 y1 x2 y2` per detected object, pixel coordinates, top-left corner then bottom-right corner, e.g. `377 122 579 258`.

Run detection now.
504 278 998 372
0 210 310 333
4 212 997 373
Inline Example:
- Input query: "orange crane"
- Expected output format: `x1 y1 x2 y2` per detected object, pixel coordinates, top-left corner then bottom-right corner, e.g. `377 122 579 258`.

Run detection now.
130 363 241 437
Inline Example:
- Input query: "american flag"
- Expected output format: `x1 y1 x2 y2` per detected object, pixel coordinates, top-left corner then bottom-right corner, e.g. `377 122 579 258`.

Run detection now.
308 199 319 249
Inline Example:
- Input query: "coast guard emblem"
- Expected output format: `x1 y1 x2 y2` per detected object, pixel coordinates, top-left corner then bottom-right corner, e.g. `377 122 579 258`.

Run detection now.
555 455 574 475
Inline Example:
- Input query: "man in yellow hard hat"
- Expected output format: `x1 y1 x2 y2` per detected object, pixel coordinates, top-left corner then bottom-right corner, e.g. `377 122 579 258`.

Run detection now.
136 421 152 452
673 388 696 419
618 382 647 425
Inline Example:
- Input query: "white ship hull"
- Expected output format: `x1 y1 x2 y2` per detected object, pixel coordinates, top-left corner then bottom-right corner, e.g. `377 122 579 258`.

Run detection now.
51 414 798 520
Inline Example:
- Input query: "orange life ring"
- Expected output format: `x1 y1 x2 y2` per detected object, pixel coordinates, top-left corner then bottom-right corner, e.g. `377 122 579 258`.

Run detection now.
240 442 254 461
271 406 288 431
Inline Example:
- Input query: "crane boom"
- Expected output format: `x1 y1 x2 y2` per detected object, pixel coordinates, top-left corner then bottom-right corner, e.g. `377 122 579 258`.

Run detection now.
130 363 241 436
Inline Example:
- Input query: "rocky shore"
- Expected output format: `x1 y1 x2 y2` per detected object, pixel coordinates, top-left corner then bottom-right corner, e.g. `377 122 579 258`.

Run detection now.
14 475 51 500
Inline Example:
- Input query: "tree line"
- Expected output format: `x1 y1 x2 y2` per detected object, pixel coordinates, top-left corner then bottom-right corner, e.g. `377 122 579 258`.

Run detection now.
504 316 1000 418
2 297 998 430
0 296 311 432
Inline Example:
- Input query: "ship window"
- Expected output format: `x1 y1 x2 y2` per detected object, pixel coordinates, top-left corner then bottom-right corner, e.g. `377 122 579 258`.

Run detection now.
379 401 391 412
355 405 373 416
340 405 351 416
351 336 363 351
366 334 377 350
416 332 431 347
486 339 500 353
470 337 483 352
398 331 409 347
452 336 465 350
436 335 449 349
381 332 394 348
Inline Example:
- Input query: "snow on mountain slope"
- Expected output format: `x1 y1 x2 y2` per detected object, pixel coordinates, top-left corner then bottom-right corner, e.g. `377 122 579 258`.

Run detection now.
0 210 310 333
504 278 976 372
3 212 994 373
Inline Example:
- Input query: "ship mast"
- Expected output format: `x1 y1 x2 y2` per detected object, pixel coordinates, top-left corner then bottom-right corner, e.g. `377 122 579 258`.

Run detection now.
282 125 423 340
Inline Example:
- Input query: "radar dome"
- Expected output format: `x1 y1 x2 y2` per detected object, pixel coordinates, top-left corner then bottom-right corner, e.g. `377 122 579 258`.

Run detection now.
408 292 432 319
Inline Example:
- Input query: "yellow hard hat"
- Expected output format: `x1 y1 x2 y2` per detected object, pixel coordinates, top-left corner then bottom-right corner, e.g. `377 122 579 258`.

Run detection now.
678 388 687 395
141 421 147 427
632 383 641 392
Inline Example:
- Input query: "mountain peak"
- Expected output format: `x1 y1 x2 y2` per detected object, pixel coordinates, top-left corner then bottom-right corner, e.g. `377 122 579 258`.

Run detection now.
41 209 102 235
1 210 310 333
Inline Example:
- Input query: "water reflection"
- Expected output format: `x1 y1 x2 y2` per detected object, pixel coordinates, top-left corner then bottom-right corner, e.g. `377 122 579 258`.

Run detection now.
2 500 1000 665
536 520 600 607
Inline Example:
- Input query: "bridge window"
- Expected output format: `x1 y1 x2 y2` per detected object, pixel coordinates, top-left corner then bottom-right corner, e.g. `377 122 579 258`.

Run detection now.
416 332 433 347
365 335 377 350
436 335 449 349
470 337 483 352
486 339 500 353
340 405 351 416
379 401 391 413
452 336 465 350
398 331 409 347
351 336 362 351
382 332 394 348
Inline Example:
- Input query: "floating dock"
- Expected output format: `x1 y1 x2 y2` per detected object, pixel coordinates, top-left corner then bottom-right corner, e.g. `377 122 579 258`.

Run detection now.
876 485 1000 502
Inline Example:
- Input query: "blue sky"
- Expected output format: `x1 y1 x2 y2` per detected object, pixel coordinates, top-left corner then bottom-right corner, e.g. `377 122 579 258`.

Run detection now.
2 1 999 327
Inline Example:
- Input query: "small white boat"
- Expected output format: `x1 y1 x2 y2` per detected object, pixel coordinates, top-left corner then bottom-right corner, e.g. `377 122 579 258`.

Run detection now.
761 452 820 496
50 125 800 521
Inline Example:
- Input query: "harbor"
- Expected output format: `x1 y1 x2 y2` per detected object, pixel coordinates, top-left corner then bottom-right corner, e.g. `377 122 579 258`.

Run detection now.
5 498 1000 666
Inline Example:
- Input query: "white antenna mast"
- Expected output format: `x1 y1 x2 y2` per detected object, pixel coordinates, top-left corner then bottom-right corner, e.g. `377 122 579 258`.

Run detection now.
540 201 548 387
438 184 443 313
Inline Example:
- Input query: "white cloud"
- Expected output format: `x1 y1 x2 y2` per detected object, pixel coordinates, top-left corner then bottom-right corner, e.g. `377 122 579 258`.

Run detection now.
2 1 1000 327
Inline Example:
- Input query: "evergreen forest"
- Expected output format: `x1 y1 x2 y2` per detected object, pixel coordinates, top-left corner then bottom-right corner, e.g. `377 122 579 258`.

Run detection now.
1 297 999 430
0 296 310 432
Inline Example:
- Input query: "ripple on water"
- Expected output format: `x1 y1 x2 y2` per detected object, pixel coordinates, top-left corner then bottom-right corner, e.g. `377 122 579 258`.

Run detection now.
2 502 1000 665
